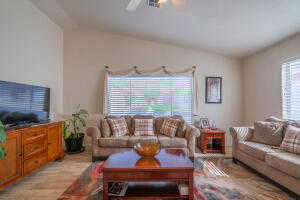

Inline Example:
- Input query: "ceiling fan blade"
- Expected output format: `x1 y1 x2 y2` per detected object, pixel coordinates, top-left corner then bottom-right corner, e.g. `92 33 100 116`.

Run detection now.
126 0 143 11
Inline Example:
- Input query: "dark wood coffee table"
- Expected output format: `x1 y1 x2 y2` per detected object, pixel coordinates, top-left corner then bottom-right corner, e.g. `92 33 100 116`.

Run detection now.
103 149 194 200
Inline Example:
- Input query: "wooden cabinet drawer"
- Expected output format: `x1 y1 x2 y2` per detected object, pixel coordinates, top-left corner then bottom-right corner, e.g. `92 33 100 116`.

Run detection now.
24 139 47 159
23 127 47 144
23 153 47 175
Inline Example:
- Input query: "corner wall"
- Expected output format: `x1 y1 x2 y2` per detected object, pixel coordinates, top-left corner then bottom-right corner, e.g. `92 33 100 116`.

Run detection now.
0 0 64 115
63 29 243 145
243 33 300 125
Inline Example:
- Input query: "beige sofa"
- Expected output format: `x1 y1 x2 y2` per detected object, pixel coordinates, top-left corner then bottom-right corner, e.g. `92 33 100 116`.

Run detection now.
230 122 300 196
87 115 200 161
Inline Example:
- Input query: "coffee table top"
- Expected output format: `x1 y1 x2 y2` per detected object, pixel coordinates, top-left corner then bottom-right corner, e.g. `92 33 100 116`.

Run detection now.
103 149 194 171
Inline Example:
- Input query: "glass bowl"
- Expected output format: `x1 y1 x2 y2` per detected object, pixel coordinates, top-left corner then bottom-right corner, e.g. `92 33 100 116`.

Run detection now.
134 142 161 157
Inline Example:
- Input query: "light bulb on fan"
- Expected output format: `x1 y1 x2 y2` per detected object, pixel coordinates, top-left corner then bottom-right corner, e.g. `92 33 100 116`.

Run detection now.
158 0 168 4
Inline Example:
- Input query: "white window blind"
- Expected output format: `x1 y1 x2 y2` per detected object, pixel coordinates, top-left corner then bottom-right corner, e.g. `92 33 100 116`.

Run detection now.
107 76 193 123
282 59 300 120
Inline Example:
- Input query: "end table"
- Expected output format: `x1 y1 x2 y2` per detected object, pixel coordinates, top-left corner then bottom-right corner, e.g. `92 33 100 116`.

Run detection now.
197 129 225 154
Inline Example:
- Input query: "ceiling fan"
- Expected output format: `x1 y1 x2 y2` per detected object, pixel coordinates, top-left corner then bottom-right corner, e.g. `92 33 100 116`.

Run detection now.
126 0 186 12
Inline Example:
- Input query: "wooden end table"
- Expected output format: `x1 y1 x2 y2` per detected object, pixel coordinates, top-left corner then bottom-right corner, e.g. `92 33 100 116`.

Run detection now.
197 129 225 154
103 149 194 200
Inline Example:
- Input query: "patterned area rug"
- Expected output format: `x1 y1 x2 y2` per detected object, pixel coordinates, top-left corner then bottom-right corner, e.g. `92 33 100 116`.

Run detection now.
58 158 295 200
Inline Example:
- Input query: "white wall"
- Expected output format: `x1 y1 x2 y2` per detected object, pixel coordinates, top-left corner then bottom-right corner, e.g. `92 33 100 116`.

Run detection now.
243 33 300 125
0 0 64 115
64 29 243 145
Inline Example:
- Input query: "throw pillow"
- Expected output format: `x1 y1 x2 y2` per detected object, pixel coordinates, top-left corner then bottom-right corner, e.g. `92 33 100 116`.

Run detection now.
160 118 180 137
172 115 187 138
132 115 155 133
251 121 284 146
101 119 111 138
107 117 129 137
134 119 155 136
155 116 187 138
280 125 300 155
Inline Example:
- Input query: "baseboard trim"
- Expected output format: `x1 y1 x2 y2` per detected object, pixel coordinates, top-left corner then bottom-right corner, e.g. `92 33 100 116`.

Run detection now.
234 158 300 199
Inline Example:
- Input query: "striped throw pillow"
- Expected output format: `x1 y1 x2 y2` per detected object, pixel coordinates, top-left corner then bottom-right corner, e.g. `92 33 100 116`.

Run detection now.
134 119 154 136
107 117 129 137
280 125 300 155
160 118 180 137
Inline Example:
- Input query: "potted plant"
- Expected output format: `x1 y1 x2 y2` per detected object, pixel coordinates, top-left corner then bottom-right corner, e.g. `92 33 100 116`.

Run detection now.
0 121 6 159
63 107 89 153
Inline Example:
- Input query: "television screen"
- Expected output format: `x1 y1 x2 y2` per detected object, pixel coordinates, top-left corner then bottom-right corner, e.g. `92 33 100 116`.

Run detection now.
0 81 50 127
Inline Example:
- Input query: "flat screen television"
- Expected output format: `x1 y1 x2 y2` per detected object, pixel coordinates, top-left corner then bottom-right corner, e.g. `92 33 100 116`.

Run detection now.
0 81 50 128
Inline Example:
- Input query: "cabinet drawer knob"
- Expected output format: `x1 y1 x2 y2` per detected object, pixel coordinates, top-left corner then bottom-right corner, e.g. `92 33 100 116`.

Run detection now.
34 160 39 164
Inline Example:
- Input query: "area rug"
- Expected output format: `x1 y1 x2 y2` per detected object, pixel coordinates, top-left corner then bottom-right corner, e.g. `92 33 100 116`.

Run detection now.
58 158 295 200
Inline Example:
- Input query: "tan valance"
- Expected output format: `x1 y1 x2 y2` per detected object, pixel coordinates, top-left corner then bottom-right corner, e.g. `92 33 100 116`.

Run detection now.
103 66 200 120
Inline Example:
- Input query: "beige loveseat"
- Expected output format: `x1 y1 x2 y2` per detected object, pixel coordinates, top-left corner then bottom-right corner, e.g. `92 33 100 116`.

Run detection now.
230 117 300 196
87 115 200 162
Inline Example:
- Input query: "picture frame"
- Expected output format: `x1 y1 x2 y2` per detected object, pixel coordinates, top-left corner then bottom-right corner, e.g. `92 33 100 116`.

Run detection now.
199 118 210 129
205 77 222 104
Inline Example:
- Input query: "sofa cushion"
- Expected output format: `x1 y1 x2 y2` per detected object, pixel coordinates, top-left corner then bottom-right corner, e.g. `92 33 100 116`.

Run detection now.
265 116 300 128
251 121 284 146
155 116 186 138
106 116 133 135
127 136 158 147
101 119 112 138
238 141 284 161
155 117 165 134
280 125 300 155
134 118 155 136
98 136 130 147
158 135 187 148
172 115 187 138
160 118 180 137
132 115 155 133
266 152 300 179
107 117 130 137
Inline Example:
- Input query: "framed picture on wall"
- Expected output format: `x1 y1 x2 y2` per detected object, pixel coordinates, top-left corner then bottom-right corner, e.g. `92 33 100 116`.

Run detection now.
199 118 210 129
205 77 222 104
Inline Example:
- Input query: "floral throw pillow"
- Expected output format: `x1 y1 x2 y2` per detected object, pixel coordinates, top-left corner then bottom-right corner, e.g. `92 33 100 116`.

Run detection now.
134 119 154 136
280 125 300 155
107 117 129 137
160 118 180 137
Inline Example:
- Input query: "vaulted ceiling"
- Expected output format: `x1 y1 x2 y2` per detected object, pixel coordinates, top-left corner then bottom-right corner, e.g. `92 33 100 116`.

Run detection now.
29 0 300 58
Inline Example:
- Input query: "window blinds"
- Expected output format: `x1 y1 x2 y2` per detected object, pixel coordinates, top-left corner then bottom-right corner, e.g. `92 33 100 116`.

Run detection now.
282 59 300 120
107 76 193 123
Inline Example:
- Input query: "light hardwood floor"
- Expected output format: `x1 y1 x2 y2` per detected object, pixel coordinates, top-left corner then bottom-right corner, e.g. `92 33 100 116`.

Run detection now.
0 152 91 200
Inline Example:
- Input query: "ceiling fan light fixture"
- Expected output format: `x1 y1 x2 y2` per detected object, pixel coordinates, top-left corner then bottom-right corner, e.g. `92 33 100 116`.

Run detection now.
158 0 169 4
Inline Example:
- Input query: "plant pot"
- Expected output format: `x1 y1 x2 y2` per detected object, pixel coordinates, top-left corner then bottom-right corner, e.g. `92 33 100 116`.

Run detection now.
64 133 85 154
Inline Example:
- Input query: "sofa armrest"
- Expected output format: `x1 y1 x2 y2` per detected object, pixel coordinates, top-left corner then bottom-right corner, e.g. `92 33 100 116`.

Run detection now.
86 126 101 148
185 124 200 157
229 127 253 143
229 127 253 157
86 126 101 138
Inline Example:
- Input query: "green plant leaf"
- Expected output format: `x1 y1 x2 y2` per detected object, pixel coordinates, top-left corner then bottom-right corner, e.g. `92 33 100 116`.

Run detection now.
63 121 72 139
0 121 6 144
78 117 87 127
0 146 6 159
63 106 89 139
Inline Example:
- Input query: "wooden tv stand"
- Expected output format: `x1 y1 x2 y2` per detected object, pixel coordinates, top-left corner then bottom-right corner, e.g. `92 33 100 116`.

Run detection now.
0 122 64 190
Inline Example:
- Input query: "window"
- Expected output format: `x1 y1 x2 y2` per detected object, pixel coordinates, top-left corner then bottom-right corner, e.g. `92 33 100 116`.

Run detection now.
107 76 193 123
282 59 300 120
